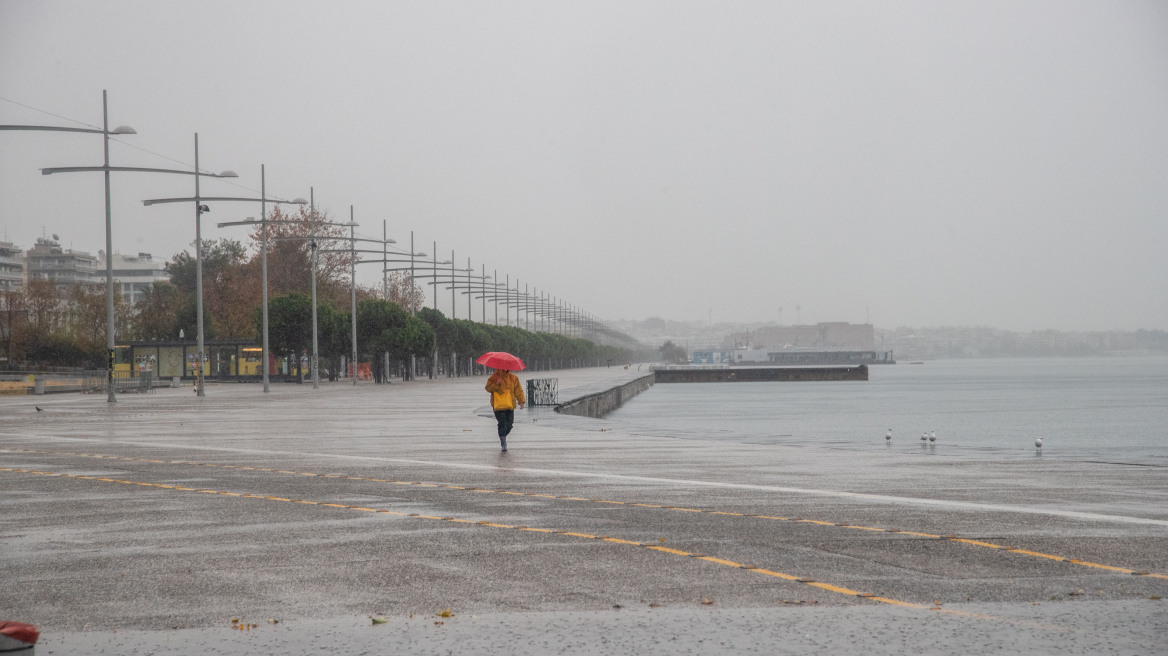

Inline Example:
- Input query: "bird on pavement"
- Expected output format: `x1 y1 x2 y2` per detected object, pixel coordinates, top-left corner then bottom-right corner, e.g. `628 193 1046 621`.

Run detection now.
929 430 937 443
885 429 892 442
1035 436 1043 450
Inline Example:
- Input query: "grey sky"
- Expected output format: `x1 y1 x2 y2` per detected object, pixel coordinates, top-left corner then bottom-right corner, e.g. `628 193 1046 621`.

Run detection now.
2 0 1165 331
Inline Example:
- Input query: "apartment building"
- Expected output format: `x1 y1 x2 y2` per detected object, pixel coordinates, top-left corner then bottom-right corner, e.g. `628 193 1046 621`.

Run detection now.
111 252 168 305
24 236 99 289
0 241 22 292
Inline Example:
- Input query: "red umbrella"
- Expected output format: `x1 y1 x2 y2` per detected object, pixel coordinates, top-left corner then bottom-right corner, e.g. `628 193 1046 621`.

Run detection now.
476 351 526 371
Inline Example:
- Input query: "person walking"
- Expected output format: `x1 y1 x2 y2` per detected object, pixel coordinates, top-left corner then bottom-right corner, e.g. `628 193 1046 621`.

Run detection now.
485 368 525 452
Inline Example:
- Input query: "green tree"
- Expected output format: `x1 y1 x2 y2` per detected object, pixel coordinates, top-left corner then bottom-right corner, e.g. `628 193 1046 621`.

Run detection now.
659 340 688 364
131 281 182 341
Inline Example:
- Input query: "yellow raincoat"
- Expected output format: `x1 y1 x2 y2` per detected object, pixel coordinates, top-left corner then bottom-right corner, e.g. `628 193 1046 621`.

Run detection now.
485 370 526 411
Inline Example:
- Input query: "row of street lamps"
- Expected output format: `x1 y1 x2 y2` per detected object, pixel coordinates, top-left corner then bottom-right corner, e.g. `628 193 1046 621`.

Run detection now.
4 91 631 401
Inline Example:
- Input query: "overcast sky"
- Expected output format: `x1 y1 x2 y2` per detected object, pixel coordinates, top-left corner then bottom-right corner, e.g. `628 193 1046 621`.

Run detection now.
2 1 1165 332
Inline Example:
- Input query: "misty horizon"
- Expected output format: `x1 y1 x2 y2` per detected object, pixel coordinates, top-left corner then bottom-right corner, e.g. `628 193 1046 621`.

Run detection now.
3 1 1166 333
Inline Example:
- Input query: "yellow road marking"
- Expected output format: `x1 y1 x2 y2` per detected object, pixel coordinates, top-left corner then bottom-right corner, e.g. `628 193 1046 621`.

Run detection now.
1067 559 1134 573
4 449 1165 583
0 465 1056 618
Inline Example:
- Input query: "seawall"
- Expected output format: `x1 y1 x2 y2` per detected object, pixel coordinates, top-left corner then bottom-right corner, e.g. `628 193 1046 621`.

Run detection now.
554 365 868 418
653 365 868 383
555 374 655 419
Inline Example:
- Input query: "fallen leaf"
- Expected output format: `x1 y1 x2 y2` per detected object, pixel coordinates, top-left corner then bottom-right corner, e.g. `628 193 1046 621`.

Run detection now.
648 603 661 608
701 598 714 605
436 608 454 618
612 604 622 609
434 621 444 626
371 617 387 625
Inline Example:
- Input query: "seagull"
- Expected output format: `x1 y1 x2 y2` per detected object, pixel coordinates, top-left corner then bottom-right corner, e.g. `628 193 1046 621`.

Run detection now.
885 429 892 442
35 406 43 412
929 430 937 443
1035 436 1043 450
920 433 927 442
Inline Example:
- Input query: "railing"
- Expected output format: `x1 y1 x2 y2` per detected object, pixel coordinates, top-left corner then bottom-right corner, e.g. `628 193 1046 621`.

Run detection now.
0 370 159 395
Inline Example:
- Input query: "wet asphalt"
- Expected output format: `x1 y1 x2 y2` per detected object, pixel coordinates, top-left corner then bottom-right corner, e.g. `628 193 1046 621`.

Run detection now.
1 367 1165 654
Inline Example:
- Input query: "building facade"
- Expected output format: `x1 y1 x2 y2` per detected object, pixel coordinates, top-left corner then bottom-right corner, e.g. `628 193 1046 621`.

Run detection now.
0 241 23 291
24 236 99 289
111 252 168 305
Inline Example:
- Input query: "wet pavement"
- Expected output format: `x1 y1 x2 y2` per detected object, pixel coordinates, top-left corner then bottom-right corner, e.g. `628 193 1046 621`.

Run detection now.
1 367 1165 654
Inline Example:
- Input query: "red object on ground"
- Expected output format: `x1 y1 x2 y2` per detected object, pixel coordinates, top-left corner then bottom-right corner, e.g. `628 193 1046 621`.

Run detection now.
475 352 526 371
0 622 39 650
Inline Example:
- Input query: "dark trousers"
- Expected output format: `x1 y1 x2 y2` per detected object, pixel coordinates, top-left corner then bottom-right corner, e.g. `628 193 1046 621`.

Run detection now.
493 409 514 443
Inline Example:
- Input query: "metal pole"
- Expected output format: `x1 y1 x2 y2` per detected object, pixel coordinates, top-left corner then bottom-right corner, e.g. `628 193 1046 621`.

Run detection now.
431 242 437 378
382 220 389 383
526 284 530 332
310 188 319 389
450 250 456 319
194 134 205 397
102 91 116 404
466 257 472 320
409 230 415 380
350 207 357 386
505 274 510 326
493 269 498 326
311 238 319 389
409 232 416 315
481 263 486 323
261 164 270 393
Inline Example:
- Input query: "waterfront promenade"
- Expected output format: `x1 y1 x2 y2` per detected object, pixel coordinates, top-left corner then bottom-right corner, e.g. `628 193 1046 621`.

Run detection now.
1 366 1165 654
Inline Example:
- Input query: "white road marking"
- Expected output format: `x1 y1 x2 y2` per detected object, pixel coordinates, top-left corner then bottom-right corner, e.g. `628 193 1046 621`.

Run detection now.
8 436 1168 528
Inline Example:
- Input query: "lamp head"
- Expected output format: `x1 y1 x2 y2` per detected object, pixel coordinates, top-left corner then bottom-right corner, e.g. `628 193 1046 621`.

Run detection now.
292 197 309 204
414 251 427 257
198 204 210 214
218 170 239 178
110 126 136 135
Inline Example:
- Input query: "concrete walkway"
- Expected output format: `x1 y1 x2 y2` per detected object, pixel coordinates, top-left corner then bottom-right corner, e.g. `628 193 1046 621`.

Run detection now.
1 366 1165 654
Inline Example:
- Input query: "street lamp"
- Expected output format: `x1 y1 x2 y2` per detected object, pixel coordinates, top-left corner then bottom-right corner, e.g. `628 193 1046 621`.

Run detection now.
139 133 238 397
6 91 136 403
270 218 355 390
213 166 308 392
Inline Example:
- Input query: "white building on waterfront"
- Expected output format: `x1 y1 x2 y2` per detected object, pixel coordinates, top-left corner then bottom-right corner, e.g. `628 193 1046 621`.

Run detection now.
109 252 168 306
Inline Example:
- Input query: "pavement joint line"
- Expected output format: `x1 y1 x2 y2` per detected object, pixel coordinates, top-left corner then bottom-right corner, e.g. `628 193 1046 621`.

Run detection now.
4 448 1166 582
0 464 963 615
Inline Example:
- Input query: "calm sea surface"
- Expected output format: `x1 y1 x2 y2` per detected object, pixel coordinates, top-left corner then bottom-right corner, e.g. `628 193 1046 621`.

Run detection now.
606 357 1168 464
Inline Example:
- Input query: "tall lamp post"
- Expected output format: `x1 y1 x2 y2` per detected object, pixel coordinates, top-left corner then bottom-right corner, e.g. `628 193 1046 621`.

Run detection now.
213 167 308 392
269 218 355 390
24 92 238 402
5 91 135 403
139 133 238 396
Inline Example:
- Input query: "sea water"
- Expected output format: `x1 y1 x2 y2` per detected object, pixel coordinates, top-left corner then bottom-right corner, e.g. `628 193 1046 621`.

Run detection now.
605 356 1168 464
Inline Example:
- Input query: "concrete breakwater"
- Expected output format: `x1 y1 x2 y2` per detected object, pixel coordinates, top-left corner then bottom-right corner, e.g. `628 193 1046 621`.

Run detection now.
555 373 655 418
654 365 868 383
555 365 867 418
